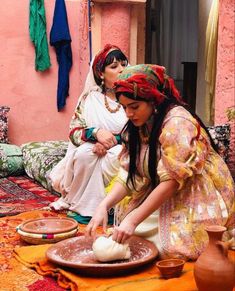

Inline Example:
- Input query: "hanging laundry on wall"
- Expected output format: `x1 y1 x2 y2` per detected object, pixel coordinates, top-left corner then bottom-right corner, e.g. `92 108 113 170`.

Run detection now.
29 0 51 71
50 0 73 111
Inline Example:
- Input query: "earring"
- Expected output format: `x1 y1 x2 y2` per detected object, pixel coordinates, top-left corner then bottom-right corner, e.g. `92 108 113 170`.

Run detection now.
154 107 158 114
100 76 104 87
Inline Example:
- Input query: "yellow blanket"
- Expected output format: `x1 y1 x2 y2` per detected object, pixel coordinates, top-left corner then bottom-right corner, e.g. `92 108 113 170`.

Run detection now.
14 244 200 291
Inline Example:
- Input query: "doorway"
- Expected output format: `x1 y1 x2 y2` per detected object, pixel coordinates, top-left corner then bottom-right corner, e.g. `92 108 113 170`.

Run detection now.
145 0 198 112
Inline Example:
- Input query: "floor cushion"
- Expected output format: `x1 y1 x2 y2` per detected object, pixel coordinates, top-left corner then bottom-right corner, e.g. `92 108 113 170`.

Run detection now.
21 141 68 193
0 144 25 178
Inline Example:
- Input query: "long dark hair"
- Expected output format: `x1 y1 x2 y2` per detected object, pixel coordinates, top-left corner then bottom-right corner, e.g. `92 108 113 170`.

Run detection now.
117 91 218 191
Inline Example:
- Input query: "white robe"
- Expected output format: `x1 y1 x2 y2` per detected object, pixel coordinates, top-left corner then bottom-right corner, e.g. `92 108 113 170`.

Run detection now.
49 91 127 216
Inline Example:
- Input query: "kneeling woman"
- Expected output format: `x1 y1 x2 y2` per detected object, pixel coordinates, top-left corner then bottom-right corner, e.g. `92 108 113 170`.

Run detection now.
86 64 234 260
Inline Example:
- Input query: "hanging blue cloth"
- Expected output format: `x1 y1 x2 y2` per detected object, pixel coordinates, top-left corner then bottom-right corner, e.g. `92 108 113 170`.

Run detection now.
50 0 73 111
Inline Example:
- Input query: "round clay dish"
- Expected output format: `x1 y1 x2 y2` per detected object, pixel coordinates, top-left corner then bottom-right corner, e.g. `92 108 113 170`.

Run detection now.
46 235 158 276
20 217 78 234
156 258 185 279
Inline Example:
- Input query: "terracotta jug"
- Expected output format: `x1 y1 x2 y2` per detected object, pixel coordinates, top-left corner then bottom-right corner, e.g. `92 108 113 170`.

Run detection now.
194 225 235 291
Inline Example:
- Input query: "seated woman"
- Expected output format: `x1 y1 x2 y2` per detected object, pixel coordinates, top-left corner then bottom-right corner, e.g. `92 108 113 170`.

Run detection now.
86 64 234 260
49 44 128 223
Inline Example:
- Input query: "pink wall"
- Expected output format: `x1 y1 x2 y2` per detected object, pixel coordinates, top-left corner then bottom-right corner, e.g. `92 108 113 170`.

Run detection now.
101 3 130 56
215 0 235 123
215 0 235 176
0 0 89 145
0 0 131 146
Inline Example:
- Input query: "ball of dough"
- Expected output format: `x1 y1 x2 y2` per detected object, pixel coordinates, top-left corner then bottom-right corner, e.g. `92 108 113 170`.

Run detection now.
92 236 131 262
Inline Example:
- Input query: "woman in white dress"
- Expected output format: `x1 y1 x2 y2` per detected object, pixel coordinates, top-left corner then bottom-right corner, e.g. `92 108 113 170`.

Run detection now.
49 44 128 223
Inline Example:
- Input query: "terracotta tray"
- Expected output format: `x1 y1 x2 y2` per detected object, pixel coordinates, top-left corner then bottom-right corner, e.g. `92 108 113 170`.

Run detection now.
20 217 78 234
46 235 158 276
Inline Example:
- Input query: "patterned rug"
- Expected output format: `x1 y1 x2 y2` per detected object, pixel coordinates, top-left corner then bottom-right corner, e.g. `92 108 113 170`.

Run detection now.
0 176 58 217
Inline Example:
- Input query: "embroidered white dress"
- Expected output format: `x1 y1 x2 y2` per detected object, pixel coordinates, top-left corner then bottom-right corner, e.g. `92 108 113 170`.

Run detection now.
49 69 127 216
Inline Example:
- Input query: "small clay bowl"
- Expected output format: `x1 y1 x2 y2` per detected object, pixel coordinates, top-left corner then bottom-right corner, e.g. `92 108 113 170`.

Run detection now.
156 258 185 279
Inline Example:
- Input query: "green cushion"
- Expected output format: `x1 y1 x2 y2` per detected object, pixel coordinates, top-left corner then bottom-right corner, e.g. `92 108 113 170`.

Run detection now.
21 140 68 192
0 144 24 177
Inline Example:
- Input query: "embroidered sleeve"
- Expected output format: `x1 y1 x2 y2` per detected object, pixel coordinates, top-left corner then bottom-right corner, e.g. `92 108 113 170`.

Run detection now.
83 127 97 142
69 96 97 146
158 115 210 189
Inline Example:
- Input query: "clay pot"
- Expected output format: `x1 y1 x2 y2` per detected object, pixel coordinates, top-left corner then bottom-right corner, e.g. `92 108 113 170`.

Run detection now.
156 258 185 279
194 225 235 291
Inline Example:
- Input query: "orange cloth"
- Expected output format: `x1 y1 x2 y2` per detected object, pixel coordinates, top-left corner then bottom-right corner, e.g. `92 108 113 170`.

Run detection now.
13 243 202 291
2 209 234 291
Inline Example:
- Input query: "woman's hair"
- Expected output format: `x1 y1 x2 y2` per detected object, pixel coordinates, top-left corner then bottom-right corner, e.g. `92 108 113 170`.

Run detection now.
94 49 128 86
103 50 128 70
117 90 218 191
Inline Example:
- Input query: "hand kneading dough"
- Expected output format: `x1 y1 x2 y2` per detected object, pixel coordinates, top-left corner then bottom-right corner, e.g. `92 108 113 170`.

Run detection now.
92 236 131 262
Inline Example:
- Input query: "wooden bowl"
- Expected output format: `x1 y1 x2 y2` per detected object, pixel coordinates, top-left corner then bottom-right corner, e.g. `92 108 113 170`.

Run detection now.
156 258 185 279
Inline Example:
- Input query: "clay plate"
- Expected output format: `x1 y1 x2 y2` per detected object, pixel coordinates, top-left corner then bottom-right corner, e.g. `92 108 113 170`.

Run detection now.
46 235 158 276
20 217 78 234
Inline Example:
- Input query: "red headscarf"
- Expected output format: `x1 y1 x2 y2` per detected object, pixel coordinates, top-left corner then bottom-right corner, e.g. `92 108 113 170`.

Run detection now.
115 64 184 105
92 44 122 83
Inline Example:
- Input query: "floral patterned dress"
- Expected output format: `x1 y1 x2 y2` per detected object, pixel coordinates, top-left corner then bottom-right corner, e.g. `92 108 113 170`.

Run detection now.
116 106 234 260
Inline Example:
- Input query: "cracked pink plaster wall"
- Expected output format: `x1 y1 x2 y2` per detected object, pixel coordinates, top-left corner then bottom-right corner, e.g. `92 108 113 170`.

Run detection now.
101 3 130 57
215 0 235 176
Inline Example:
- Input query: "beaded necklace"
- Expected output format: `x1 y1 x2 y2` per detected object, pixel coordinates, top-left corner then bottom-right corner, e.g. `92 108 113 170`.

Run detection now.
104 95 121 113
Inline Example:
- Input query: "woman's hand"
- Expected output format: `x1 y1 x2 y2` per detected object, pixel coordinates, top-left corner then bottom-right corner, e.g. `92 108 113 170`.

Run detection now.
86 204 108 237
96 129 117 149
92 142 107 156
112 211 137 244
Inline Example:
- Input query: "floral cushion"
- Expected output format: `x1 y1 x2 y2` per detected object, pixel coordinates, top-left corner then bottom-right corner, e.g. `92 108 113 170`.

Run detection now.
0 144 25 177
0 106 10 143
21 140 68 193
208 124 230 163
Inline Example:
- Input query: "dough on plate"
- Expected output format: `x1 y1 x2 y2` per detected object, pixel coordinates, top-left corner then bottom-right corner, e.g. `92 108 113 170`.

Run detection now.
92 236 131 262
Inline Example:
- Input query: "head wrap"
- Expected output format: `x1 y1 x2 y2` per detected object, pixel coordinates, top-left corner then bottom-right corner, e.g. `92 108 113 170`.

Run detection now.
92 44 122 84
115 64 183 105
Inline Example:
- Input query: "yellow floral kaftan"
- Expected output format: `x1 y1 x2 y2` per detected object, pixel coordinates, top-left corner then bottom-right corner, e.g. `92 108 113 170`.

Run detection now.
116 106 234 260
